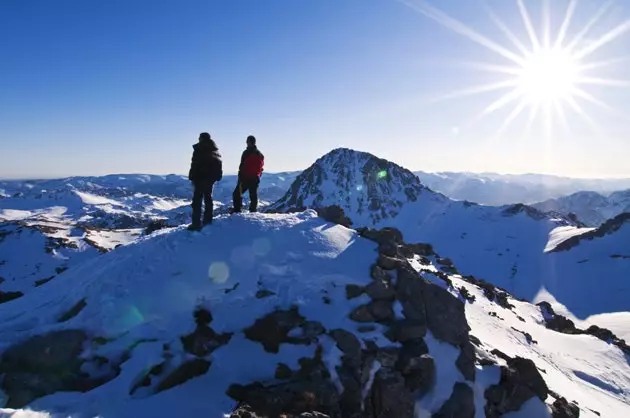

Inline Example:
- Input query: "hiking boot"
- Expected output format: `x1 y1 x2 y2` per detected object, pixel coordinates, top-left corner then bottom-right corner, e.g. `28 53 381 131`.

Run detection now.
187 223 202 231
202 219 212 226
229 208 241 215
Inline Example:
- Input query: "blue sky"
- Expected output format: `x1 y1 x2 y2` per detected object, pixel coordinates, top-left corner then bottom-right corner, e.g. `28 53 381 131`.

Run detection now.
1 0 629 179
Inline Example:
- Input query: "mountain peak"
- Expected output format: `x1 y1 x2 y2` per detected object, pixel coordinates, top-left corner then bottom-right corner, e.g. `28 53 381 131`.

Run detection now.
268 148 430 224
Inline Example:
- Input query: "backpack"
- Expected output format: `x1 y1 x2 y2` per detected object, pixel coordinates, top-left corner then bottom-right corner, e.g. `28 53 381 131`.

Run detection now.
242 151 264 178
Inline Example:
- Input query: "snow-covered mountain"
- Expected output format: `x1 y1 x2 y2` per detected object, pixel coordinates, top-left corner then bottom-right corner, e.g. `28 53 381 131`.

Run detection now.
0 172 299 300
415 171 630 206
533 190 630 227
269 148 630 328
0 211 628 417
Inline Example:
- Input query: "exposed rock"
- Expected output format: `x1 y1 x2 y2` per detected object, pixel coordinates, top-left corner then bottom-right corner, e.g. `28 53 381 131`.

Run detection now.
384 319 427 343
316 205 353 228
396 351 435 396
365 278 396 301
329 329 361 359
349 305 375 323
357 325 377 333
345 284 364 299
58 298 87 322
551 396 581 418
378 241 399 257
155 358 211 393
365 367 415 418
458 286 475 303
181 323 232 357
358 227 404 245
275 363 294 380
434 382 475 418
0 329 113 408
400 242 434 256
370 264 391 282
437 257 453 266
422 279 469 346
255 289 276 299
395 266 427 323
243 307 309 353
377 346 401 368
485 356 549 418
0 290 23 305
367 300 395 323
456 341 476 381
377 254 401 271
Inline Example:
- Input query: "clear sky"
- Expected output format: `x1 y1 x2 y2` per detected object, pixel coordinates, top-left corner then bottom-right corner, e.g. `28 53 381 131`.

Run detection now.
1 0 629 179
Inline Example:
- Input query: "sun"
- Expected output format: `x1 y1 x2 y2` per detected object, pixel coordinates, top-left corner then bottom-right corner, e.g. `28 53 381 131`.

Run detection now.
518 48 580 105
399 0 630 138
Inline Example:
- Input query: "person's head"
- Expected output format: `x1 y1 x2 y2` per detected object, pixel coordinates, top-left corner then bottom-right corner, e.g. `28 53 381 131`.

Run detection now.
199 132 211 142
246 135 256 147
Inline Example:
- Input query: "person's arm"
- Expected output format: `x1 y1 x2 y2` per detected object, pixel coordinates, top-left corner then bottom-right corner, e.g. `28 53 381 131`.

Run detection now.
188 148 198 181
237 150 247 177
215 156 223 182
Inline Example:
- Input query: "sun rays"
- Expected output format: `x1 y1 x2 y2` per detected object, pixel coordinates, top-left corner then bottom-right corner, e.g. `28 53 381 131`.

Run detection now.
400 0 630 140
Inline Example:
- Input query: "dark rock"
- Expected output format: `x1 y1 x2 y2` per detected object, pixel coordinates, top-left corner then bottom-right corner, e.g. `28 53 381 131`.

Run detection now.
377 347 401 368
365 278 396 301
357 325 377 333
365 368 415 418
458 287 475 303
367 300 395 323
349 305 375 323
345 284 364 299
586 325 615 342
456 341 476 381
181 323 232 357
384 319 427 343
377 254 401 270
359 227 404 245
370 264 391 282
275 363 294 380
434 382 475 418
155 358 211 393
437 257 453 266
378 241 399 257
485 356 549 418
193 307 213 326
58 298 87 322
401 243 434 256
255 289 276 299
396 352 435 396
0 330 112 408
550 396 580 418
0 290 24 304
301 321 326 340
145 219 169 235
423 280 469 346
395 266 427 323
243 307 308 353
330 329 361 359
316 205 353 228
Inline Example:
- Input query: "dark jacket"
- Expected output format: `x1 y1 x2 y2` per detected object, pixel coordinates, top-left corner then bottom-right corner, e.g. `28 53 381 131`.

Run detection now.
188 140 223 183
238 145 264 180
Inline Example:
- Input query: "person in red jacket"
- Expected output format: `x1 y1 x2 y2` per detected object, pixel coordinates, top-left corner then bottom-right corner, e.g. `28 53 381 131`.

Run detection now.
231 135 264 213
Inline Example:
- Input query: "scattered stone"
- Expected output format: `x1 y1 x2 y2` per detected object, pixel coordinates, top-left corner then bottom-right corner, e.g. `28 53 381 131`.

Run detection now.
330 329 361 358
434 382 475 418
243 307 308 353
456 341 476 381
275 363 294 380
316 205 353 228
511 327 538 345
458 286 476 303
365 368 416 418
349 305 375 323
377 254 401 270
255 289 276 299
57 298 87 322
322 296 332 305
34 276 55 287
182 308 232 356
365 278 396 301
155 358 211 393
384 319 427 343
550 396 580 418
345 284 364 299
485 356 549 418
0 290 23 305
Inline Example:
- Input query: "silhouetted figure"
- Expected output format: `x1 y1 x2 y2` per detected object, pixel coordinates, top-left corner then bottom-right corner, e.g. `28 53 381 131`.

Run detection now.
231 135 264 213
188 132 222 230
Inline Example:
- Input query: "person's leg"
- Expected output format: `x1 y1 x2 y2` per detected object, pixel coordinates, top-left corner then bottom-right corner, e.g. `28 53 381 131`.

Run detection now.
232 181 243 213
248 179 259 212
202 182 214 225
190 183 203 229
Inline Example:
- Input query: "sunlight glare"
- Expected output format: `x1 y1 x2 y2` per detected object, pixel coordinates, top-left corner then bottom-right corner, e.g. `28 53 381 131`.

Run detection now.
518 49 579 104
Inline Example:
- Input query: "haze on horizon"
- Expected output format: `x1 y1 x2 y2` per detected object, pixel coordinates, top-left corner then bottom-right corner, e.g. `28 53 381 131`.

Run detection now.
1 0 629 180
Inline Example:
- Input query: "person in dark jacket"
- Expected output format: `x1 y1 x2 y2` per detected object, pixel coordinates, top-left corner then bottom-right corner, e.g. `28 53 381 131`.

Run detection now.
231 135 264 213
188 132 223 230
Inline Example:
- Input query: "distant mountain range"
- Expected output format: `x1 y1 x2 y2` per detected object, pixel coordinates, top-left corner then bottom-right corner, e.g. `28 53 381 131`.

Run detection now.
414 171 630 206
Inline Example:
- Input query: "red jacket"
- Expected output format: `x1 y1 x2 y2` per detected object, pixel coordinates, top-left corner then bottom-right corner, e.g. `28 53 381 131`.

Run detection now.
238 146 264 179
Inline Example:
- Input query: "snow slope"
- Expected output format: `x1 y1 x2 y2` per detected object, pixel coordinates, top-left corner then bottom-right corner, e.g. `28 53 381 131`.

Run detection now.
415 171 630 206
533 190 630 227
0 212 627 417
269 148 630 322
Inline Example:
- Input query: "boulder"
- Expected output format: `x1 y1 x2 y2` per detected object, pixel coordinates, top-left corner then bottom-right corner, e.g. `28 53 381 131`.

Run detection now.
365 278 396 301
456 341 476 381
364 368 415 418
485 356 549 418
155 358 211 393
345 284 364 299
384 319 427 343
550 396 581 418
329 329 361 359
243 307 309 353
434 382 475 418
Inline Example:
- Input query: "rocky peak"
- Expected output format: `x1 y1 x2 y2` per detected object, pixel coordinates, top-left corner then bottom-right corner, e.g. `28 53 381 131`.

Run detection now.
267 148 429 225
